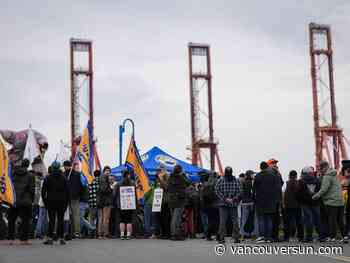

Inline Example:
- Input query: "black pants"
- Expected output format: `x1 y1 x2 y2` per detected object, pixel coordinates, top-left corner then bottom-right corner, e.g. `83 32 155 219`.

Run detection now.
272 203 281 240
47 203 66 239
345 206 350 236
203 207 219 238
8 205 32 241
326 205 345 239
159 203 171 238
284 208 304 240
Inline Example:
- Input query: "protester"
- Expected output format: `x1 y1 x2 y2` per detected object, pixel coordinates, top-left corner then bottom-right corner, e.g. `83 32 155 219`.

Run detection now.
254 161 281 243
98 166 114 239
313 161 348 242
152 168 171 239
283 170 304 242
41 161 70 245
296 166 321 242
88 170 100 238
66 161 84 238
7 159 35 245
80 175 96 238
143 179 156 238
267 159 284 242
33 171 47 239
342 160 350 236
200 172 218 241
215 166 241 244
239 170 257 239
168 165 190 241
114 170 136 240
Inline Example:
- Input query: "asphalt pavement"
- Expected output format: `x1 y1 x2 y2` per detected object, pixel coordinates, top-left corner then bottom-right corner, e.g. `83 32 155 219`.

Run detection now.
1 239 350 263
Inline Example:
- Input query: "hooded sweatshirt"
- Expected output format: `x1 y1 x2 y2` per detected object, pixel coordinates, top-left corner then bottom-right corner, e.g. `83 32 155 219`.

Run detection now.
313 168 344 207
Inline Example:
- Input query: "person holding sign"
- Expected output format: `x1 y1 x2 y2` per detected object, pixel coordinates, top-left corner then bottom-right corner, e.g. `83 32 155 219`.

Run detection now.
114 170 136 240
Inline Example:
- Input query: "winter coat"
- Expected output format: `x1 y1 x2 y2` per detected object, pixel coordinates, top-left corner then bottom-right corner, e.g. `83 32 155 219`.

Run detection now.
41 170 70 208
65 170 84 201
269 167 284 203
167 172 191 209
12 167 35 207
296 175 321 206
98 174 114 208
215 176 241 207
253 169 280 214
241 179 254 204
313 169 344 207
283 179 299 208
200 180 217 208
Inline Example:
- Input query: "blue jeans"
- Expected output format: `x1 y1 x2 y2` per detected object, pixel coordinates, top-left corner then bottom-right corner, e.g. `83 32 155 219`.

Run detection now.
301 206 320 240
171 207 184 237
80 202 96 233
144 204 153 236
35 207 47 237
240 203 257 236
200 210 208 236
258 213 273 240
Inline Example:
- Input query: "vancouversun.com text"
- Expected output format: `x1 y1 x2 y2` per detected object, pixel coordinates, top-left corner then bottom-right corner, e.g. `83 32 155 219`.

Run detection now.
214 244 343 256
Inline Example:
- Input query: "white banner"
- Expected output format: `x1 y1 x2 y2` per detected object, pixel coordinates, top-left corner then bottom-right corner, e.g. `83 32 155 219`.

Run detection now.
152 188 163 212
120 186 136 210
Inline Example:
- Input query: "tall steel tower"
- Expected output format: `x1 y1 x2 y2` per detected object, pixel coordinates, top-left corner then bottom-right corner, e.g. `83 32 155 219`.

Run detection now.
70 38 94 158
308 23 348 172
188 43 223 174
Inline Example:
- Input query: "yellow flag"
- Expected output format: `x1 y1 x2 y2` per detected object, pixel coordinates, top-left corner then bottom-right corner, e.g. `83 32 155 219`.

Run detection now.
125 137 150 199
77 121 94 185
0 135 15 206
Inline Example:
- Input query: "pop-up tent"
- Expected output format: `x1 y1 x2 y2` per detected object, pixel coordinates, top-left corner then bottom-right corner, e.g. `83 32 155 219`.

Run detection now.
111 146 207 182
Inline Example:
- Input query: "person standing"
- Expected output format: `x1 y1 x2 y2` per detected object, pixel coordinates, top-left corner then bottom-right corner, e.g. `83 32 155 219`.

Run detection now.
313 161 348 242
7 159 35 245
168 165 191 241
239 170 257 240
143 180 156 238
42 161 70 245
215 166 241 244
88 170 100 238
98 166 114 239
152 168 171 239
114 170 136 240
342 160 350 236
200 172 218 241
266 159 284 242
66 161 84 238
254 162 280 243
283 170 304 242
296 166 321 242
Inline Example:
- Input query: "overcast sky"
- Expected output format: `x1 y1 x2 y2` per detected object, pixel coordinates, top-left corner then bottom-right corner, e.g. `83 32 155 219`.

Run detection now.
1 0 350 178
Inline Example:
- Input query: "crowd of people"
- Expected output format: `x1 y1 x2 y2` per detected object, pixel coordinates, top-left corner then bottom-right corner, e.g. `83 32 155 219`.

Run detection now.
1 157 350 246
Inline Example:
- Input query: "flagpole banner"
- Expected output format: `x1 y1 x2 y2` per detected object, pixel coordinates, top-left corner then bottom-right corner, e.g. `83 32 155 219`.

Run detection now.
77 121 95 184
152 188 163 212
125 137 150 199
23 127 40 165
0 135 15 206
120 186 136 210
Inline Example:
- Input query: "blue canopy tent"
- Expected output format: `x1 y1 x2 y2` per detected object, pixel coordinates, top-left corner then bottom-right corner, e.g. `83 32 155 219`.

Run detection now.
111 146 207 182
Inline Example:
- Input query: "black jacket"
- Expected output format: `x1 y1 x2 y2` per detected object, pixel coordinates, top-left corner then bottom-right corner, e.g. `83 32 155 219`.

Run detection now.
113 178 136 209
98 174 114 208
296 175 321 206
41 170 70 207
284 179 299 208
167 172 190 209
12 167 35 207
241 179 254 203
65 170 84 201
254 169 281 214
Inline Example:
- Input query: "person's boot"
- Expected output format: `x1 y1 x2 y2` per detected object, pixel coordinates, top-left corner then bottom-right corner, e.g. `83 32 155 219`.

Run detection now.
59 239 66 245
43 238 54 245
